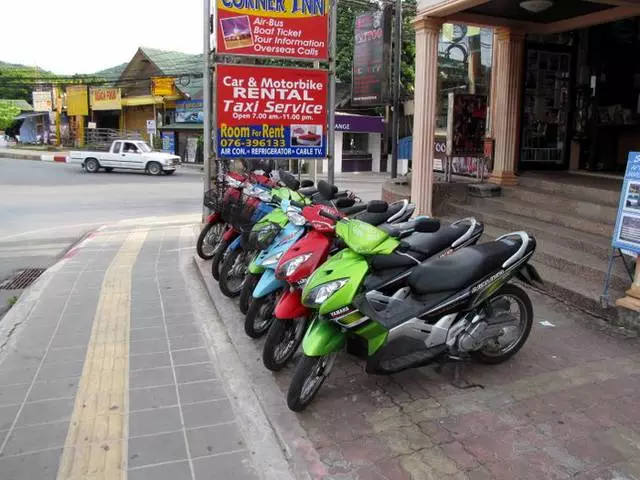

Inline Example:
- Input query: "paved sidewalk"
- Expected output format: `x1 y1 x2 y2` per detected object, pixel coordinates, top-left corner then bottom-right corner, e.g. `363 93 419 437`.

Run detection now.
0 218 293 480
195 257 640 480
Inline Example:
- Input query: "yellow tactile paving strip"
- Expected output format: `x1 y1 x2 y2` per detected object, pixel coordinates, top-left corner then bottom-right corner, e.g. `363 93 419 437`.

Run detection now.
57 230 148 480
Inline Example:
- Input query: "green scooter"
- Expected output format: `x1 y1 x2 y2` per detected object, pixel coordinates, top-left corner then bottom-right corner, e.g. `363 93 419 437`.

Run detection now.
287 210 538 412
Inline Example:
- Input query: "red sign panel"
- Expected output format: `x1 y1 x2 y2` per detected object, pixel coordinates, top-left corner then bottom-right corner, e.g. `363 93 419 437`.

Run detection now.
216 0 328 60
216 64 328 158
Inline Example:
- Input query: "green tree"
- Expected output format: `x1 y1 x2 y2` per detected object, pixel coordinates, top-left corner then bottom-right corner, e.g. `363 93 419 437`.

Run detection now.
0 101 20 130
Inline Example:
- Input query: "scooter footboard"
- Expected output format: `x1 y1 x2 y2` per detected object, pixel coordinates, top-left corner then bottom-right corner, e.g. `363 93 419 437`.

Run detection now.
302 318 345 356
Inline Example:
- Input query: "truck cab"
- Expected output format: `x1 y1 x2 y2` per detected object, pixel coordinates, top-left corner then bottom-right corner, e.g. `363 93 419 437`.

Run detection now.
70 140 181 175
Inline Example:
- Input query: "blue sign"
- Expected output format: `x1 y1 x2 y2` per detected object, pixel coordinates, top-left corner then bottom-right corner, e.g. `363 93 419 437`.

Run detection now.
161 132 176 155
217 126 326 159
612 152 640 253
175 100 203 123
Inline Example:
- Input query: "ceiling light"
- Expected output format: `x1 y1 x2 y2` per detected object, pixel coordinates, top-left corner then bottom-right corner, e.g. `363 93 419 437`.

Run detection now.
520 0 553 13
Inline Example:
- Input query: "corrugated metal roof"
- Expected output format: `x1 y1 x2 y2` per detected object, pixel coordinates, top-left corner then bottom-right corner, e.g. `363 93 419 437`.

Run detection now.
0 99 33 111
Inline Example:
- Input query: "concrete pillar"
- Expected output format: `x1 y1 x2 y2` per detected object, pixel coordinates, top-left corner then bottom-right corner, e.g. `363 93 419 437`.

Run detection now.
489 28 525 186
369 133 382 172
410 17 442 216
334 131 343 174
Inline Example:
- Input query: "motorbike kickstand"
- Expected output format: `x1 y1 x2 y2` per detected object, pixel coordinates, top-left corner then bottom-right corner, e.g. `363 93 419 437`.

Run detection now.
436 356 484 391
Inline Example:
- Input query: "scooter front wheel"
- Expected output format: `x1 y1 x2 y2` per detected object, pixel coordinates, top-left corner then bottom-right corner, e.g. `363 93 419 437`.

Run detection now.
244 293 276 339
210 238 230 281
239 272 260 314
197 220 224 260
287 353 337 412
262 317 309 371
219 247 248 297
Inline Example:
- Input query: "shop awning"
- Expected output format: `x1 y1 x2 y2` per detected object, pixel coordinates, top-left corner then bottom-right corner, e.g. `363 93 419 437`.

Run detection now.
158 123 203 131
121 95 183 107
14 112 49 120
335 113 384 133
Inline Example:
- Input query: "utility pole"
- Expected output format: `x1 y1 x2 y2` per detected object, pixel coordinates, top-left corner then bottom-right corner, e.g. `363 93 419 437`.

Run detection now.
203 0 212 219
327 0 337 186
390 0 402 178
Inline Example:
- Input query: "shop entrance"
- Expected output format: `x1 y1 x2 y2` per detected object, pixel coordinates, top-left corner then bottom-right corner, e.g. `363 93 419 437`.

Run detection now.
518 18 640 174
519 43 572 170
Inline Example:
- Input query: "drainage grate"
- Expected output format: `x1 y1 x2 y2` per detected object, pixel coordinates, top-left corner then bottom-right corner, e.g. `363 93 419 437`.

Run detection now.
0 268 47 290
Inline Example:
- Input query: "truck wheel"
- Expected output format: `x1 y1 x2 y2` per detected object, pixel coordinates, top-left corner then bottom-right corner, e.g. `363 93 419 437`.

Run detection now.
104 167 114 173
85 158 100 173
147 162 162 176
164 170 175 175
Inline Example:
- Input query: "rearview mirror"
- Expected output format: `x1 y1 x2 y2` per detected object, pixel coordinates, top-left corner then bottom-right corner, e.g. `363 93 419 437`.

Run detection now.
366 200 388 213
301 179 314 188
414 218 440 233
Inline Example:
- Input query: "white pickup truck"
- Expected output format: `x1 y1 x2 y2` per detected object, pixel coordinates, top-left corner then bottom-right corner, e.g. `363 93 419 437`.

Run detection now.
70 140 181 175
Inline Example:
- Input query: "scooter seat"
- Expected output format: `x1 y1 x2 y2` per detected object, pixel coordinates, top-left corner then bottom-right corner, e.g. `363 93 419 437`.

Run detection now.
340 203 368 216
299 187 318 197
354 202 405 226
402 222 472 256
408 238 524 295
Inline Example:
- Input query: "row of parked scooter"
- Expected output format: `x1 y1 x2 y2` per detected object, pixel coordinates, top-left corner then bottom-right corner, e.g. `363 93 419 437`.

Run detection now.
197 164 542 411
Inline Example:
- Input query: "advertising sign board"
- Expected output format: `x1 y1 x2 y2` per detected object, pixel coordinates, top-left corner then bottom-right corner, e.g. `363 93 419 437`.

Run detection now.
351 7 391 106
176 100 204 123
446 93 487 157
216 64 328 158
90 88 122 110
613 152 640 253
216 0 328 60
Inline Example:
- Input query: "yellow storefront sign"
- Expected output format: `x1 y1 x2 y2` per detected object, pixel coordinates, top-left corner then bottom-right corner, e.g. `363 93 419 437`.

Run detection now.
66 85 89 116
152 77 175 96
90 87 122 110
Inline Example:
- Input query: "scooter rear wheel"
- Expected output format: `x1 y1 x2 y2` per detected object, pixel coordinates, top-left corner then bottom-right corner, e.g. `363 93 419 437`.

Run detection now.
262 317 308 371
471 284 533 365
287 353 337 412
219 247 248 297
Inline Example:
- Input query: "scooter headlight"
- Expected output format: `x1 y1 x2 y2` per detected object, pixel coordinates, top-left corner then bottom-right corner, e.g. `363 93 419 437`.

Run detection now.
261 251 283 267
305 279 349 306
287 211 306 226
280 253 312 278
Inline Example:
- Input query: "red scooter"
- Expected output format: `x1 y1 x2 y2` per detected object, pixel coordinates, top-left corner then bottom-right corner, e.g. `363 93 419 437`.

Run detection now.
198 168 276 262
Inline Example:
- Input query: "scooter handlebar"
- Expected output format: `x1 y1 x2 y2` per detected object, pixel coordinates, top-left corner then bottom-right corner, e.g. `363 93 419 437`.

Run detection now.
319 209 340 222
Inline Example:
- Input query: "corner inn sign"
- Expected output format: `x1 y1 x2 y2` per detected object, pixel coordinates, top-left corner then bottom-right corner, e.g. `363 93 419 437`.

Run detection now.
216 0 328 60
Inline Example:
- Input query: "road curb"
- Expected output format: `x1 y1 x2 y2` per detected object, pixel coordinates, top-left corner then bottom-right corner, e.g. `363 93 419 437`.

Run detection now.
41 153 69 163
192 254 328 480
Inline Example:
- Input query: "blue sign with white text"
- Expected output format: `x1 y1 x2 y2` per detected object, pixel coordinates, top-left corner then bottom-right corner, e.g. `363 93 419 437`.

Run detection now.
612 152 640 253
161 132 176 155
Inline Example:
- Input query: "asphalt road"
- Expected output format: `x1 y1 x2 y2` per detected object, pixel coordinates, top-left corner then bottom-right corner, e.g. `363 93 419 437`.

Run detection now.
0 157 385 313
0 158 204 311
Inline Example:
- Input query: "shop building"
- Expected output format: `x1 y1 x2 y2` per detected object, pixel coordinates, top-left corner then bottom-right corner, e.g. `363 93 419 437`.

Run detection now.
409 1 640 314
118 48 202 143
411 0 640 215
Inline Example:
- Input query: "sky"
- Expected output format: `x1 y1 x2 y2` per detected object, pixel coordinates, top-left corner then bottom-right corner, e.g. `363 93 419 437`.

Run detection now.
2 0 203 74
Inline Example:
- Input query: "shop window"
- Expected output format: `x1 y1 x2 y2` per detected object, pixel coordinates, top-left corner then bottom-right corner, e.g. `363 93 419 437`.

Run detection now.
436 25 493 130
